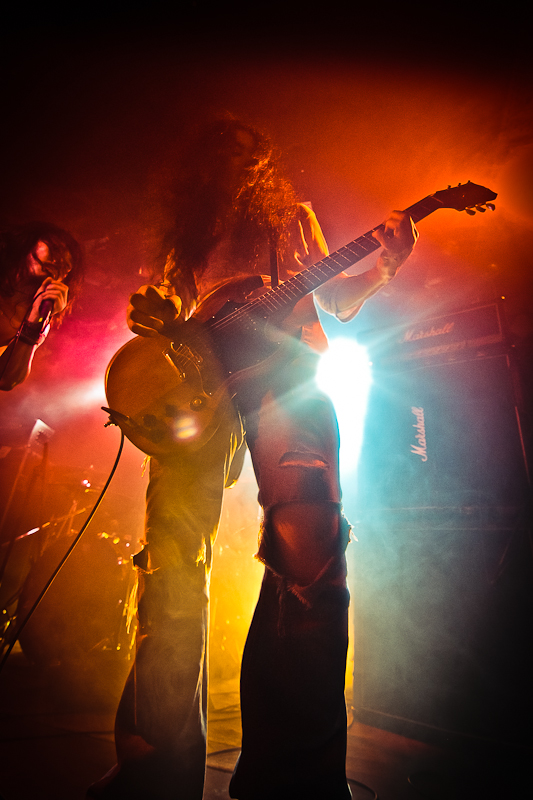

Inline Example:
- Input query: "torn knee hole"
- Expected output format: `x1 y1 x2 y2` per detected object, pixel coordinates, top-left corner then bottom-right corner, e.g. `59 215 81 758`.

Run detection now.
278 451 328 468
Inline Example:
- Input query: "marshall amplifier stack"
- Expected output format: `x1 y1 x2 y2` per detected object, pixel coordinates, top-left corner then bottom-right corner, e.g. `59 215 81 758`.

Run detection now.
349 300 532 748
359 299 508 371
354 299 529 521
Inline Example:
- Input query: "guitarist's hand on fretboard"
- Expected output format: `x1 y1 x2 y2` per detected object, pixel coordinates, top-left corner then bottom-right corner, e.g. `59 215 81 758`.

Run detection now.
372 210 419 281
127 284 183 338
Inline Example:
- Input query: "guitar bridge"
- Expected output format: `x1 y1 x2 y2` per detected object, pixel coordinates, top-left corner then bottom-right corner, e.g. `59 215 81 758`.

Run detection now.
169 342 203 365
164 351 185 380
164 342 203 380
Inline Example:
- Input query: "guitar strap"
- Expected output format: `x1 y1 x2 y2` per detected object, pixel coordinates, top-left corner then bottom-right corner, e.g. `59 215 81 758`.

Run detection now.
269 242 279 287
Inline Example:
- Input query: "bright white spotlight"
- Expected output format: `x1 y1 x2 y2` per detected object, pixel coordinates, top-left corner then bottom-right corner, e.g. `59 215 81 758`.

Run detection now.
316 337 372 476
36 379 107 421
58 378 107 409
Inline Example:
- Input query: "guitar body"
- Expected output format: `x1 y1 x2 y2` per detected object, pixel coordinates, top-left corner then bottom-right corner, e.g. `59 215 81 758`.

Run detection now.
105 330 234 457
105 285 289 457
104 182 497 457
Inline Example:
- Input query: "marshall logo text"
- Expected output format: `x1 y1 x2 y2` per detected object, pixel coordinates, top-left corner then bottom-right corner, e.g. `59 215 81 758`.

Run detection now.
400 321 454 343
411 406 427 462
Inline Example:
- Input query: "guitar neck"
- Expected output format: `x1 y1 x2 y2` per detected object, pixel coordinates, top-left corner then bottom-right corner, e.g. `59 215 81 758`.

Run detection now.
203 181 497 330
244 193 444 318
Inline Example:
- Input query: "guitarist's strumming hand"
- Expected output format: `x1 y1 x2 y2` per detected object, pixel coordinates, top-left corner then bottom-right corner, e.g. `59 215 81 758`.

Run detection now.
372 210 419 282
127 285 183 338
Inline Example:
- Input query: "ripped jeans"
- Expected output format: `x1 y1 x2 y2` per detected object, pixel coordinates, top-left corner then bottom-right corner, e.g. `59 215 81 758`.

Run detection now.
93 367 352 800
230 380 352 800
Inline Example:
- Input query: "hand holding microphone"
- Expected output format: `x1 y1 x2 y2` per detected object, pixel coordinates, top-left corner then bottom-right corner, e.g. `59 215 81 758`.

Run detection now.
29 277 70 324
18 278 70 346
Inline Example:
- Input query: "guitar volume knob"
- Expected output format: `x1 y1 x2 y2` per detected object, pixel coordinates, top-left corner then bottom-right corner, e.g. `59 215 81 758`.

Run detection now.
190 396 207 410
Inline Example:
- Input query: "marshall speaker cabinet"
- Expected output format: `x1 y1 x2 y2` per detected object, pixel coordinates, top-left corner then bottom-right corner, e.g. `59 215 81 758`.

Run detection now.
350 301 532 746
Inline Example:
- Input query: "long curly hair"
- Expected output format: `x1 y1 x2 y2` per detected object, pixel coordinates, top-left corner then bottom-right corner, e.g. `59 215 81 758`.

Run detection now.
0 221 84 324
158 114 299 305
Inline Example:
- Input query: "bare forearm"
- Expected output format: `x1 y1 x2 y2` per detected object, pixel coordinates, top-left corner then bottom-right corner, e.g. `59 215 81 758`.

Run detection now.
331 264 391 313
316 211 418 320
0 339 36 390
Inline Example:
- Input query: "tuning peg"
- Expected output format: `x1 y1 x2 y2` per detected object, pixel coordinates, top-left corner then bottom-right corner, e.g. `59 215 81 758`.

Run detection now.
486 203 496 211
475 205 486 213
465 208 476 215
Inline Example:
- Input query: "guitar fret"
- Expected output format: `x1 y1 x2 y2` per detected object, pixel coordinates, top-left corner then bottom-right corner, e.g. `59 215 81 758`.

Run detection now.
342 242 372 257
405 196 442 223
295 271 324 287
261 294 286 310
327 250 356 265
290 272 316 286
307 265 337 284
279 285 300 299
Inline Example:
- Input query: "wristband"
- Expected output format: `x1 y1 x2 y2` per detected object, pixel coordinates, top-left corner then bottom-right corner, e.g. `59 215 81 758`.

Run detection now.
18 319 48 347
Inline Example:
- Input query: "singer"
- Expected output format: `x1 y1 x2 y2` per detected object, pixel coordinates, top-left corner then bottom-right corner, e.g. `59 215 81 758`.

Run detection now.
0 222 84 390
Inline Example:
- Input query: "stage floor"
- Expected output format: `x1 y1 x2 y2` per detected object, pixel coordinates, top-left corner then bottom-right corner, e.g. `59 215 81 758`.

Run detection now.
0 648 528 799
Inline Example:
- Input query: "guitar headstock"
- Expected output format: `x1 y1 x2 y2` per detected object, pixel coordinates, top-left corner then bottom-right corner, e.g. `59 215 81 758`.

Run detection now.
433 181 497 214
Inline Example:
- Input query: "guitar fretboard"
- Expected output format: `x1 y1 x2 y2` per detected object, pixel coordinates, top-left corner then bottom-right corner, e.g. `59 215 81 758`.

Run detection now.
208 193 445 331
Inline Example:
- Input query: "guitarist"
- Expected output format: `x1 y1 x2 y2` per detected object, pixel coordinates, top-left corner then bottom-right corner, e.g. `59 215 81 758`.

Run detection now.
88 115 417 800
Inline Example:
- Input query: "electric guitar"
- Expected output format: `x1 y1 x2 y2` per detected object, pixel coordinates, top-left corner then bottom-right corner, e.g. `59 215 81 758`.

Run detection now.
104 182 497 456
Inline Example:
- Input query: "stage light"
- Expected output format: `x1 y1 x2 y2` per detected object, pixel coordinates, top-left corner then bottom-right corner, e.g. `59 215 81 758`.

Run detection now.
316 337 372 477
61 378 107 409
35 378 108 423
75 378 107 407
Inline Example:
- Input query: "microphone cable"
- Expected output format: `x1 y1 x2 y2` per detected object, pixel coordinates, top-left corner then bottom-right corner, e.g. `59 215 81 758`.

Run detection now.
0 428 125 676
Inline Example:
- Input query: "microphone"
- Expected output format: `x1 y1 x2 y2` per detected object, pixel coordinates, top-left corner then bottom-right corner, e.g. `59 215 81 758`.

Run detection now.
37 298 54 331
